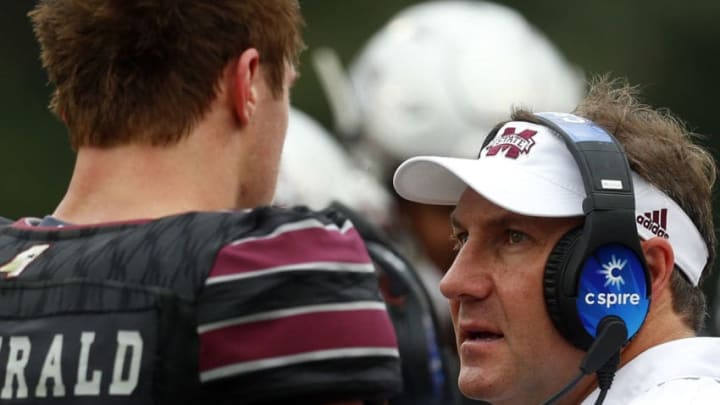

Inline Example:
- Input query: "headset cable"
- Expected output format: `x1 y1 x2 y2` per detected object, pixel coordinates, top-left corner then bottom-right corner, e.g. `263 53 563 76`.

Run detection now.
540 316 627 405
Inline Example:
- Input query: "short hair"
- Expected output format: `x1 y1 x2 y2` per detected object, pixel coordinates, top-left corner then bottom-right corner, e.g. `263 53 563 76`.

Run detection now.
29 0 305 149
513 75 717 332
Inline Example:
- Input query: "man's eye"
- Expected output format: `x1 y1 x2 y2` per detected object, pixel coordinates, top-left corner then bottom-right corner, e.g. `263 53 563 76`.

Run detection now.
507 230 527 245
451 232 468 251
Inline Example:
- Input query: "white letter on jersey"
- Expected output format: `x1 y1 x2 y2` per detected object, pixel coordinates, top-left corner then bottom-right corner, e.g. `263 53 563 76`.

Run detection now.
108 331 143 395
74 332 102 395
35 334 66 397
1 336 31 399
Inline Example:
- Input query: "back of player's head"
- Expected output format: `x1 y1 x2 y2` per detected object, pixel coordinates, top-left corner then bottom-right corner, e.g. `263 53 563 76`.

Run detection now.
30 0 305 149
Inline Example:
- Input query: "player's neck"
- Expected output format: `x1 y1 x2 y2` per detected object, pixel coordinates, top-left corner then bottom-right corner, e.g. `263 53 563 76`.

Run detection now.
53 131 246 224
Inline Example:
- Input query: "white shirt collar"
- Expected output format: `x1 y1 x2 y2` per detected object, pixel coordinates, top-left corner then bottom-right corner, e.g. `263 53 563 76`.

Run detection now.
581 337 720 404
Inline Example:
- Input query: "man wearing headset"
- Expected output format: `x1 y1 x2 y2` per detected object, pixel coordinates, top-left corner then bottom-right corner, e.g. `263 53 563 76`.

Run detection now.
393 76 720 404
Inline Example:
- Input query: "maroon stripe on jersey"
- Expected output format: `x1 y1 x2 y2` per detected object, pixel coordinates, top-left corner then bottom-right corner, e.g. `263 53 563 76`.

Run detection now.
199 308 397 372
209 225 371 279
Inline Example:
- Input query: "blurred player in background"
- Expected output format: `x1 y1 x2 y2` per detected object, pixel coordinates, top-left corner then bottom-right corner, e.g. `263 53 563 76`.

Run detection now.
275 108 394 227
314 0 585 294
276 107 461 404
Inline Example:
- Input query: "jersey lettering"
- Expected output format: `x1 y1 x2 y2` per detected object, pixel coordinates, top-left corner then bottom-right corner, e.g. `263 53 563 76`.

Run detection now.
0 331 143 399
35 335 65 398
1 337 31 399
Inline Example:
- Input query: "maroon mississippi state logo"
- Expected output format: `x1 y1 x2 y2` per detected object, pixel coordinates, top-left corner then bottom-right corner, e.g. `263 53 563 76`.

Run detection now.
485 127 538 159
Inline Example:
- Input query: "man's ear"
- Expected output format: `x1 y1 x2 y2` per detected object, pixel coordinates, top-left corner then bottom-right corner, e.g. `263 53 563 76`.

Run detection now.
232 48 260 126
642 237 675 300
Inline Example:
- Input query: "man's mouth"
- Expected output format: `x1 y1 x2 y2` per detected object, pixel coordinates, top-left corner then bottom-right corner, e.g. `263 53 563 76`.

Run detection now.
465 331 503 341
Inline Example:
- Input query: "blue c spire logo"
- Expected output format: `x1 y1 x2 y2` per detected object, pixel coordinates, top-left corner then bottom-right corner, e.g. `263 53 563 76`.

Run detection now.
599 255 627 290
576 245 650 339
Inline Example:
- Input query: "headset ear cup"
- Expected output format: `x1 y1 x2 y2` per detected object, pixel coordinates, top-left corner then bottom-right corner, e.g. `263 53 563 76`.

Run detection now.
544 227 584 347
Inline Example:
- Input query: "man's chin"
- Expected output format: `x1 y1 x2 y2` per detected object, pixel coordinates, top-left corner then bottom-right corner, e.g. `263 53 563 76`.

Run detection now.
457 366 500 403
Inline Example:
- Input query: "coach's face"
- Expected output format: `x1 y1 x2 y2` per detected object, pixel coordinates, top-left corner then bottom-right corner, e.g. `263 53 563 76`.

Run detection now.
440 187 589 405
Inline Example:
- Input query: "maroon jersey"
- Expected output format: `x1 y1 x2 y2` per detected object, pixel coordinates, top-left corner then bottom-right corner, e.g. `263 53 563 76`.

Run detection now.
0 207 401 404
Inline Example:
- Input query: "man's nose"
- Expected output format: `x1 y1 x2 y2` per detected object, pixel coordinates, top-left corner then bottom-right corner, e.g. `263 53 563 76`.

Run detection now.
439 253 492 301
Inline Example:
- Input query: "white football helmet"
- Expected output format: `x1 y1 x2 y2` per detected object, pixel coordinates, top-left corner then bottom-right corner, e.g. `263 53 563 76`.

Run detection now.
274 108 394 227
316 0 585 180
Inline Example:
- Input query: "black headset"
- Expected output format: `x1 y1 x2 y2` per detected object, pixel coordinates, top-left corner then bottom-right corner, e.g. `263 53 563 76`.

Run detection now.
480 112 651 404
482 112 651 349
539 112 652 351
481 113 652 403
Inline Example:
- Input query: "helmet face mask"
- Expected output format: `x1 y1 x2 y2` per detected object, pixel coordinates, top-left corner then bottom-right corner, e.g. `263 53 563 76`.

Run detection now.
347 0 585 178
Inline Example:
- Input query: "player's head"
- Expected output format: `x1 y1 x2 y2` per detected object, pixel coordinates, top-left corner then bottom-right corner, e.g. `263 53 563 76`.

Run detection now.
29 0 304 150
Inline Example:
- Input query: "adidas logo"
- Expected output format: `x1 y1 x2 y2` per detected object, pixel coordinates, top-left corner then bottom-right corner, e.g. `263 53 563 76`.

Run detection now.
636 209 670 239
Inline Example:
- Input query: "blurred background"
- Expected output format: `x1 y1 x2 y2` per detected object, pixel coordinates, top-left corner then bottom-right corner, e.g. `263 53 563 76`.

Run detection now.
2 0 719 332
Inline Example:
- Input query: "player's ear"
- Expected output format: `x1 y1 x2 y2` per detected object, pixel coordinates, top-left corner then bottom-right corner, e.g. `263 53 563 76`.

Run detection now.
231 48 260 126
641 237 674 300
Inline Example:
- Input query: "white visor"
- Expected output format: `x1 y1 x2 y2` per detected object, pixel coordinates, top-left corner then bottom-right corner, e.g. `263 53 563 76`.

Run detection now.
393 121 708 286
